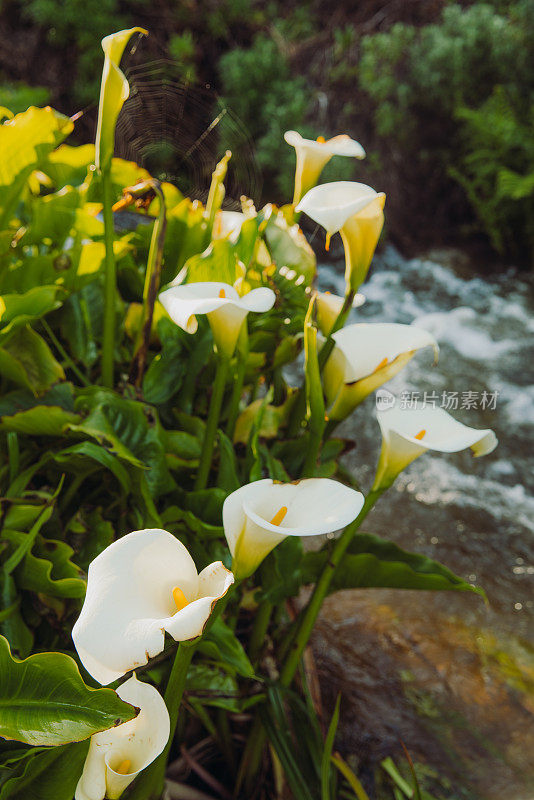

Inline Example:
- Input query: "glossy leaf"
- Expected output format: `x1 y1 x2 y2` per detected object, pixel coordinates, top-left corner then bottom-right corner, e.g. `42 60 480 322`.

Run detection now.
0 636 137 746
0 106 73 229
0 740 89 800
302 533 485 597
0 326 64 395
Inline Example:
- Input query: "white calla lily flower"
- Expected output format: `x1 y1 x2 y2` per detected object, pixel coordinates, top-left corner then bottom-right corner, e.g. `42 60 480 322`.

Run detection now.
72 529 234 685
223 478 365 578
75 674 170 800
212 210 246 243
284 131 365 205
323 323 439 421
159 281 275 358
373 403 498 490
315 290 365 336
296 181 385 292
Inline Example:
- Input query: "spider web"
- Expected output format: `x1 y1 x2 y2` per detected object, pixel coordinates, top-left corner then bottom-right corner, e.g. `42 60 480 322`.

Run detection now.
115 36 263 208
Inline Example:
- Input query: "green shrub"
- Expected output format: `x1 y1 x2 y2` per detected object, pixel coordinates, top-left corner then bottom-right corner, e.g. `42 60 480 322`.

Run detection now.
359 2 534 261
218 34 314 198
452 87 534 262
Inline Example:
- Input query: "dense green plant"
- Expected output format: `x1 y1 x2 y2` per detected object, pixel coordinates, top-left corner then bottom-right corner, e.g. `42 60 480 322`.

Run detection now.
0 27 498 800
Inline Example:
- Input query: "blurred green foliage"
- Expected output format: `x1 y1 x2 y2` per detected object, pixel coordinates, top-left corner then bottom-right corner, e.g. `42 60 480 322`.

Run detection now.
358 1 534 263
218 34 314 197
0 81 50 115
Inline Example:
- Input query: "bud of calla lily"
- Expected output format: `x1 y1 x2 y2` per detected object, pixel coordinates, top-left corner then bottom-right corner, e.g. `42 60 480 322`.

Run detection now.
159 281 275 358
72 530 234 685
373 403 498 490
75 674 170 800
315 290 365 336
323 323 439 422
284 131 365 205
223 478 365 579
296 181 385 292
212 210 246 242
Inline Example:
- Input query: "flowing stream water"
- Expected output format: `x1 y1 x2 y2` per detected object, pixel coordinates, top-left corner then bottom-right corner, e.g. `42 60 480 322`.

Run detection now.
311 246 534 799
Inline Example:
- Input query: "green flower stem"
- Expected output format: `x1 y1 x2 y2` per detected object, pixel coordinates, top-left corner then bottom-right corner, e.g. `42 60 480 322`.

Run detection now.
248 598 273 665
195 353 230 490
128 642 196 800
101 167 116 388
301 427 323 477
225 325 249 440
240 487 383 792
130 181 167 388
286 289 355 438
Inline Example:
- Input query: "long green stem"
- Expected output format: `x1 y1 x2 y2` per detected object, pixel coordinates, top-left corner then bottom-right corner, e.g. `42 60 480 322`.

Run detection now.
239 488 383 792
248 599 273 665
195 354 229 490
101 168 116 388
128 643 196 800
301 428 323 477
225 325 249 440
130 182 167 388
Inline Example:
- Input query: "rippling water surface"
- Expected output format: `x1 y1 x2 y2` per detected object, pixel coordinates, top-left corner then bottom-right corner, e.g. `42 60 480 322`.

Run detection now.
312 247 534 798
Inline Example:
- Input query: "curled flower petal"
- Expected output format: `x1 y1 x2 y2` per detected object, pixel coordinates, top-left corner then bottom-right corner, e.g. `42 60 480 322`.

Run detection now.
223 478 364 578
285 131 365 204
315 290 365 336
75 674 170 800
72 529 234 684
324 323 439 421
159 281 275 357
373 403 498 490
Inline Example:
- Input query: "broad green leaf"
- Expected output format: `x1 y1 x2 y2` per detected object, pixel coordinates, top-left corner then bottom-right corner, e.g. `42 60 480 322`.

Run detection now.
0 106 73 229
59 283 103 368
184 238 242 284
0 635 137 746
202 618 254 678
0 575 32 657
95 28 147 172
262 207 316 283
0 406 80 436
0 740 89 800
185 663 244 712
69 387 175 497
0 326 64 395
0 287 64 335
302 533 485 597
3 531 86 599
53 442 131 493
44 143 95 187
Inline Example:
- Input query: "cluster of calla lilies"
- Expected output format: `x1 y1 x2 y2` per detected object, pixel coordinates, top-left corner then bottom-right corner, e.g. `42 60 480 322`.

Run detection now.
71 122 497 800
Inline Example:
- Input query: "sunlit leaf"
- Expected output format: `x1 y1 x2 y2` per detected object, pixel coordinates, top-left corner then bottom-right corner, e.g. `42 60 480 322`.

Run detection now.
0 635 137 746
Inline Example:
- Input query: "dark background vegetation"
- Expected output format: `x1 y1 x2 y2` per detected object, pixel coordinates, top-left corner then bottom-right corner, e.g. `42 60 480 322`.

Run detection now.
1 0 533 265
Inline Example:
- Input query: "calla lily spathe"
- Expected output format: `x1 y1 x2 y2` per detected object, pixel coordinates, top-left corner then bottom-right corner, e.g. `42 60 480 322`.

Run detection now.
223 478 365 578
72 529 234 685
75 674 169 800
285 131 365 205
212 210 246 243
315 290 365 336
373 403 498 490
159 281 275 358
296 181 385 292
323 323 439 421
